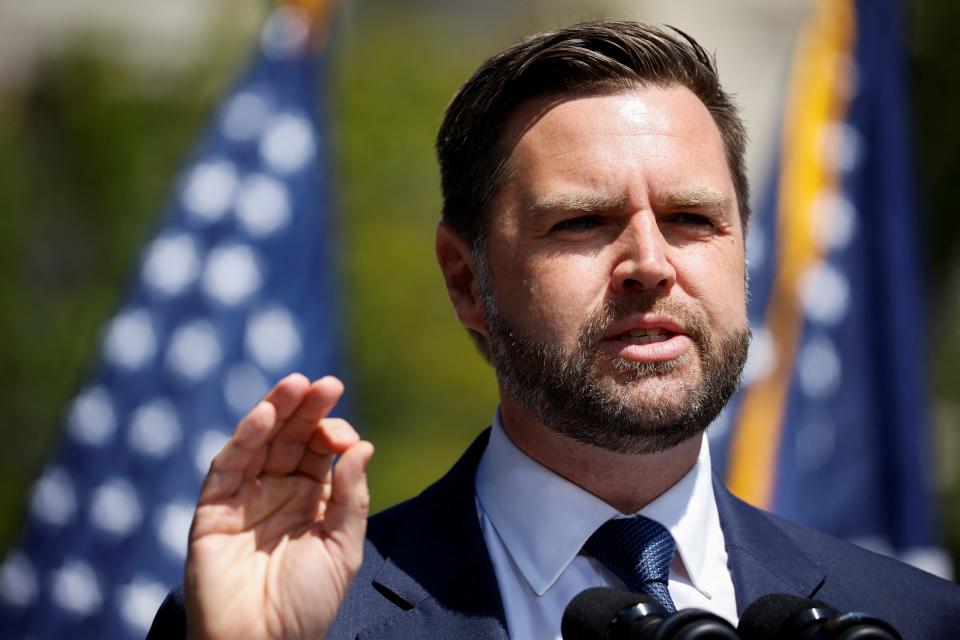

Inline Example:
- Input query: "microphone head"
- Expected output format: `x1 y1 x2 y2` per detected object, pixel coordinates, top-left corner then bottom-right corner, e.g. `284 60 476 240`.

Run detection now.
561 587 664 640
738 593 838 640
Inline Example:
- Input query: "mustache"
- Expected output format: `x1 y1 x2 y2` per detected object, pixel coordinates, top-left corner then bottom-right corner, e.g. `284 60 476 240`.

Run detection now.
577 294 710 348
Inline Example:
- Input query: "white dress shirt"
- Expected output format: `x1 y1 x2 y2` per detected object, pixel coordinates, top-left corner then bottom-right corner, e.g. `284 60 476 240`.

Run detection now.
474 411 738 639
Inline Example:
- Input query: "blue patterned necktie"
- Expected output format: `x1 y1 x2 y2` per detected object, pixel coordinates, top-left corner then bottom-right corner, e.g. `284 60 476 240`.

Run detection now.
583 515 678 613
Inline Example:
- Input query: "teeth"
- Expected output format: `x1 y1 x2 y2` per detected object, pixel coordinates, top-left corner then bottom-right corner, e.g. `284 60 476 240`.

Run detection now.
624 328 669 338
621 334 670 345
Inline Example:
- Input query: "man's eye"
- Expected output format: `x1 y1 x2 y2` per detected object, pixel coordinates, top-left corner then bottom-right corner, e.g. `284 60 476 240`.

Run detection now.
671 213 716 229
551 215 601 232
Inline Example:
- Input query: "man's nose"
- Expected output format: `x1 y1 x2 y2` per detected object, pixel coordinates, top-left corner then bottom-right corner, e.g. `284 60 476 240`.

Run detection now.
610 216 676 294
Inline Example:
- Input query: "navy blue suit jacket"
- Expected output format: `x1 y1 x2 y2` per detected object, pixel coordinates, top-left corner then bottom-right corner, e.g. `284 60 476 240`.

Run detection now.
149 430 960 639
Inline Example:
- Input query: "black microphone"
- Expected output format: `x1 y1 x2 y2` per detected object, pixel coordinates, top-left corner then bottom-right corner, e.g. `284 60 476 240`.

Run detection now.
738 593 902 640
561 586 739 640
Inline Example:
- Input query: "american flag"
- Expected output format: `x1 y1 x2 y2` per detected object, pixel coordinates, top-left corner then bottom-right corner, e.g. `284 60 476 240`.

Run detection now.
0 7 346 637
710 0 950 577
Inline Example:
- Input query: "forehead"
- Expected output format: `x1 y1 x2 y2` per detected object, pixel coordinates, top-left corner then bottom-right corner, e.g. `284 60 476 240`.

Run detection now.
494 85 735 214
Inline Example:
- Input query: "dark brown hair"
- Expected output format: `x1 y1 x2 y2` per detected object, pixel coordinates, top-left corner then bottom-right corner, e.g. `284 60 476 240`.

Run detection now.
436 20 749 249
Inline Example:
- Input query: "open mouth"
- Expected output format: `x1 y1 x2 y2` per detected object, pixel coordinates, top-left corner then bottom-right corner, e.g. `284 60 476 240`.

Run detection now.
617 327 674 345
600 321 692 363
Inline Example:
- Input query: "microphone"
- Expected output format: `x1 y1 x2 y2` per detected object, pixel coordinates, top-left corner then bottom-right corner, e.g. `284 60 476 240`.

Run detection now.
561 587 739 639
737 593 902 640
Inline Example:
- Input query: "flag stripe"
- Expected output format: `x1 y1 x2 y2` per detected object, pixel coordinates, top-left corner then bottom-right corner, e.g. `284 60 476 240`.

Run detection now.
727 0 857 507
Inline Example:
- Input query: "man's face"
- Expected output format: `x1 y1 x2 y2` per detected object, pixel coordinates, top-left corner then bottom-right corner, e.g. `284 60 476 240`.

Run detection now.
478 85 750 454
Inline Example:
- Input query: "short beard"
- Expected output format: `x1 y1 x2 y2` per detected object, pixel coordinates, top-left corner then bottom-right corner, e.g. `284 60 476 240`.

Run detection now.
479 266 750 455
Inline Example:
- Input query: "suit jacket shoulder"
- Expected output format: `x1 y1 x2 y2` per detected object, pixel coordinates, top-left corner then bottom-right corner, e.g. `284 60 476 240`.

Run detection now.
714 482 960 639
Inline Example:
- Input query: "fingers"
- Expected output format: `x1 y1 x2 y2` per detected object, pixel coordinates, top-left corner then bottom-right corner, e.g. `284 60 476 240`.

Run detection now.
322 440 375 571
199 373 358 505
296 419 360 482
281 377 345 442
263 372 312 421
197 400 273 504
307 418 360 455
263 377 351 475
208 374 310 474
199 373 311 503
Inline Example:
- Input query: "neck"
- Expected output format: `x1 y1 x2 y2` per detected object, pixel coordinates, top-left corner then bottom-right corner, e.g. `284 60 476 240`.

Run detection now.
498 395 703 514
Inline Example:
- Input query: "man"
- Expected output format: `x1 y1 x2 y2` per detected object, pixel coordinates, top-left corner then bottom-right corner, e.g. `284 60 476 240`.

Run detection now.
149 21 960 639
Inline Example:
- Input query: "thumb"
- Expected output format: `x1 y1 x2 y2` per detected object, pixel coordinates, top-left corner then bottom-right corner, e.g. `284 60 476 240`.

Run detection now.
324 440 374 573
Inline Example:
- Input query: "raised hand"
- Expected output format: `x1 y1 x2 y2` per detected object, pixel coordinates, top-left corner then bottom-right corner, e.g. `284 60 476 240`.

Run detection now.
184 374 374 640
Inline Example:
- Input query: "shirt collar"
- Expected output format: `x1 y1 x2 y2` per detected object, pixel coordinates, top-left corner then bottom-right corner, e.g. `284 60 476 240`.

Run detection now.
474 409 717 597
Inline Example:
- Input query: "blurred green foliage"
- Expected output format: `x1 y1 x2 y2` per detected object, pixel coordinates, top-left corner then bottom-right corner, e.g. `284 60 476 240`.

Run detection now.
332 8 505 510
0 1 957 572
0 50 214 551
911 0 960 573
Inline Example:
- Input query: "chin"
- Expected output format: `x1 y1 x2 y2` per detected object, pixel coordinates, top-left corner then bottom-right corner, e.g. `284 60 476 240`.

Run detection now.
602 361 703 397
554 418 706 457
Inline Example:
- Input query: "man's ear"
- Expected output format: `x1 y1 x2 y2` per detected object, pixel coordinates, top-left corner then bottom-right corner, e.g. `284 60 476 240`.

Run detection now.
435 222 489 338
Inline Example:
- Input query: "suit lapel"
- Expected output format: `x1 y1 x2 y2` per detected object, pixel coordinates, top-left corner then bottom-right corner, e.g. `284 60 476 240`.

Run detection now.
357 431 509 640
713 479 827 613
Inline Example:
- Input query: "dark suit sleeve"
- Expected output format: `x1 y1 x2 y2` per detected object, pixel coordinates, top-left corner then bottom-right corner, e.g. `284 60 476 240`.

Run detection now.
146 585 186 639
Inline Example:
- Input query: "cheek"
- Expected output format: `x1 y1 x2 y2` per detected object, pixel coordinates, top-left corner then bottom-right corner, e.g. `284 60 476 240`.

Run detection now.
677 243 747 326
498 253 610 333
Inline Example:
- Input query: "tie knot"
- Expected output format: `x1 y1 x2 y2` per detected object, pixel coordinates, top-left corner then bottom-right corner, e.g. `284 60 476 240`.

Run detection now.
583 515 677 613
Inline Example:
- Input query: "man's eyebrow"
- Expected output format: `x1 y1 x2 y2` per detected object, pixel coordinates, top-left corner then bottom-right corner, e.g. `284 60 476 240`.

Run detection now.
659 188 731 212
526 192 628 214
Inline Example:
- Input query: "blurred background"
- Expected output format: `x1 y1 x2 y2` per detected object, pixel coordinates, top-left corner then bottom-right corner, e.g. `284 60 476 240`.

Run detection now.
0 0 957 635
